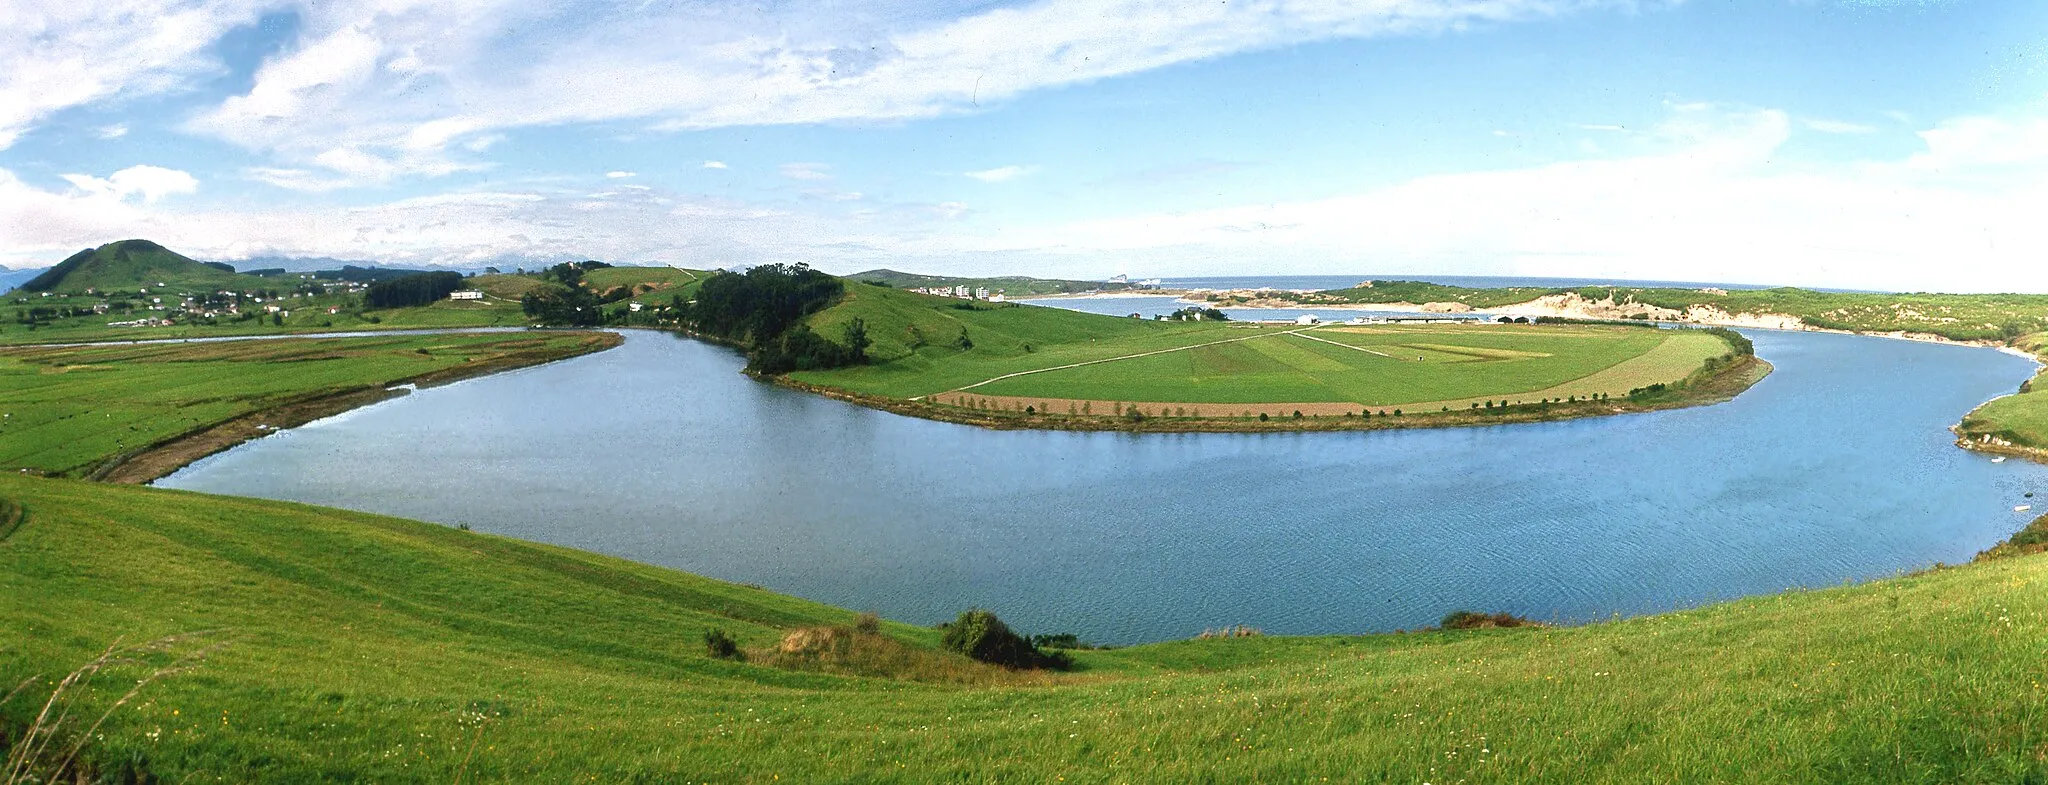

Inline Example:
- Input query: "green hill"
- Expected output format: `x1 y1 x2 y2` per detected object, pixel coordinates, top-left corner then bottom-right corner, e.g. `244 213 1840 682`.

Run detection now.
4 473 2046 781
17 240 261 294
849 268 1134 297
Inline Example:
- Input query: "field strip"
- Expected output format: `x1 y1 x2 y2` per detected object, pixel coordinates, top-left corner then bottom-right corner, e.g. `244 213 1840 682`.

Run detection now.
916 327 1313 400
1291 330 1393 357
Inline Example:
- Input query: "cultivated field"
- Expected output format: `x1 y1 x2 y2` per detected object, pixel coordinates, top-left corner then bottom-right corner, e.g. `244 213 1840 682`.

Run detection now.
0 332 611 476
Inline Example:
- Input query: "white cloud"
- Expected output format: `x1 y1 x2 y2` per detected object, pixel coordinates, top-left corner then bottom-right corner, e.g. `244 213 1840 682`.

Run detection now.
606 171 637 179
10 103 2048 294
779 162 832 181
964 165 1034 183
97 124 130 140
0 0 271 149
908 104 2048 291
1803 118 1879 135
133 0 1623 184
59 165 199 203
702 160 729 169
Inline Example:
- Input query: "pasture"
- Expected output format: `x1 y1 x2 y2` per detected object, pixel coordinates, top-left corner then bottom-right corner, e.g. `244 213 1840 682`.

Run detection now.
3 473 2046 782
0 332 610 476
969 323 1727 408
795 288 1739 414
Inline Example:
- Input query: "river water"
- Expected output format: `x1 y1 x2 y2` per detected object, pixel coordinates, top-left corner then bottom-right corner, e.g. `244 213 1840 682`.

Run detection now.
159 328 2048 643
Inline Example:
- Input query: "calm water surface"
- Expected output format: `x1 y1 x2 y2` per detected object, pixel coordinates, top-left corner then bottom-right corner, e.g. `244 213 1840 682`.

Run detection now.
160 329 2048 643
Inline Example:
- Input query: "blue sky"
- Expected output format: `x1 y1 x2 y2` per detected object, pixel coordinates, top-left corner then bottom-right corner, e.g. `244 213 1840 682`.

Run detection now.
2 0 2045 290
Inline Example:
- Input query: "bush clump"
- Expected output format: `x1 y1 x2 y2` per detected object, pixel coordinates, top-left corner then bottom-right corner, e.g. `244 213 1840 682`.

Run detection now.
1438 610 1540 631
704 628 744 660
938 610 1071 670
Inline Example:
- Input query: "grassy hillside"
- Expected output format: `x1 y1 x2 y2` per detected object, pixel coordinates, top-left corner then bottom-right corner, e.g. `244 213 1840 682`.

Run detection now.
793 283 1230 397
15 240 261 295
1305 280 1560 309
849 268 1132 297
0 333 613 477
4 474 2047 781
1956 332 2048 451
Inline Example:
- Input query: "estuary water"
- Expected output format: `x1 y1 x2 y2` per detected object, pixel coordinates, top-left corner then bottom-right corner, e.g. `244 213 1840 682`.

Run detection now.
159 329 2048 644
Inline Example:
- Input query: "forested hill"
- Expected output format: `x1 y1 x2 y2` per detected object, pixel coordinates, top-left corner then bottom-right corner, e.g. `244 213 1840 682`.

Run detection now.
17 240 257 294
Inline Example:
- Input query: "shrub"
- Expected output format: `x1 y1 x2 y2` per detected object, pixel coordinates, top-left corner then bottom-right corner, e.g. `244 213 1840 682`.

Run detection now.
853 612 881 635
704 628 744 660
938 610 1069 670
1439 610 1539 630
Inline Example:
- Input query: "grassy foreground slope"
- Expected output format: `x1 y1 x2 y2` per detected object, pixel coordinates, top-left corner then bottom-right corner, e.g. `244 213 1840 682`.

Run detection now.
3 475 2047 781
0 332 614 477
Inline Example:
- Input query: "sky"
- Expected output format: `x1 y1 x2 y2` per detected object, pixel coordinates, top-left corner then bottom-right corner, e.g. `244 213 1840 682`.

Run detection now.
2 0 2046 291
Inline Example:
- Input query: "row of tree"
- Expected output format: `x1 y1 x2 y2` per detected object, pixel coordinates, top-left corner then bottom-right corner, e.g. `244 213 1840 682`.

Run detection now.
364 271 465 308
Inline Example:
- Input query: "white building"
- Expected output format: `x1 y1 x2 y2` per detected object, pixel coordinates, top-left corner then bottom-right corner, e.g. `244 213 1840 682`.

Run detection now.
1295 314 1321 326
449 290 485 301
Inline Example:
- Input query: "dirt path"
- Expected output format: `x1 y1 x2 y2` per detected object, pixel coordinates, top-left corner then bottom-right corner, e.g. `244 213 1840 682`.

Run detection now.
914 326 1313 400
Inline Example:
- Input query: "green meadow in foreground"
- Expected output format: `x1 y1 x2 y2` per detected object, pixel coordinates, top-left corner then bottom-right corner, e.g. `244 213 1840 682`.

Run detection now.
2 475 2046 782
0 332 609 477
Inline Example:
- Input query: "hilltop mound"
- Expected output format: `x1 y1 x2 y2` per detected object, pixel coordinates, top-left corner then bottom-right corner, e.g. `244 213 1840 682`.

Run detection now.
18 239 248 294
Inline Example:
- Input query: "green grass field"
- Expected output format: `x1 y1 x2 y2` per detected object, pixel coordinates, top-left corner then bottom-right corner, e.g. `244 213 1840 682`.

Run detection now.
972 324 1727 406
793 284 1238 397
792 286 1736 409
0 333 603 476
3 474 2046 782
1957 332 2048 450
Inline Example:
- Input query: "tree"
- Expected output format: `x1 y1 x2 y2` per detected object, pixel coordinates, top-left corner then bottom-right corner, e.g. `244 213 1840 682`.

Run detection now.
840 318 871 363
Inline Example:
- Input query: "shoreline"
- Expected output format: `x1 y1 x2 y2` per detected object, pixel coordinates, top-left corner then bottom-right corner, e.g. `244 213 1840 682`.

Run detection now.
86 330 623 485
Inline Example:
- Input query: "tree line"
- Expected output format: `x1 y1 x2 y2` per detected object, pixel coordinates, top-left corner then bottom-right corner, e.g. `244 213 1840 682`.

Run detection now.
365 271 465 308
